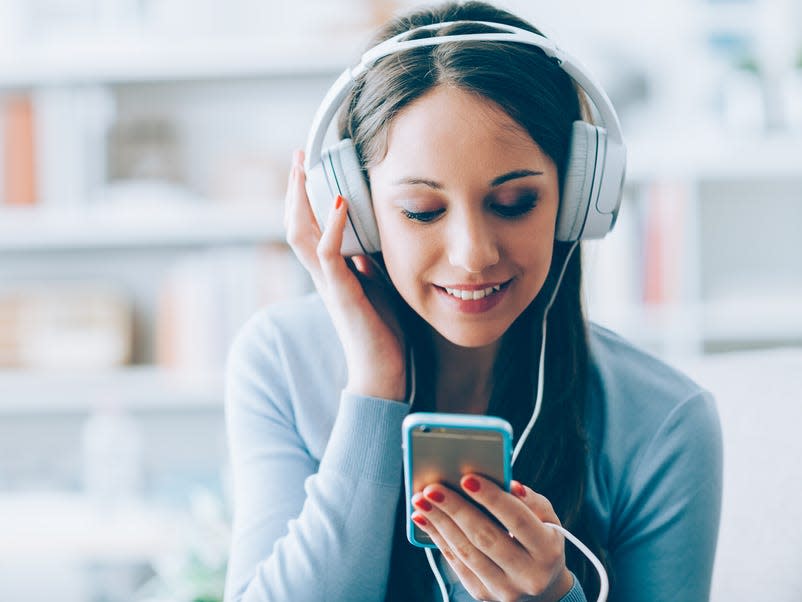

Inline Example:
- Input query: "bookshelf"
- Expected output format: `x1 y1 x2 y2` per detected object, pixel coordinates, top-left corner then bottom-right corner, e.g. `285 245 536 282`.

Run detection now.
0 21 340 602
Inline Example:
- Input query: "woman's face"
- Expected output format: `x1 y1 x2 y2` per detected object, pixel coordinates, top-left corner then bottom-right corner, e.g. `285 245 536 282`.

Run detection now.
368 85 560 348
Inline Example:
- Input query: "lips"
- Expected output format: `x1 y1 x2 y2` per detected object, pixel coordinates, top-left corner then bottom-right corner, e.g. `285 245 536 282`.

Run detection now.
435 280 512 314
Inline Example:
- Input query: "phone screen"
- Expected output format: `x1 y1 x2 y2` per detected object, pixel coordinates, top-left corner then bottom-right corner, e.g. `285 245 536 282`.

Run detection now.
409 425 509 545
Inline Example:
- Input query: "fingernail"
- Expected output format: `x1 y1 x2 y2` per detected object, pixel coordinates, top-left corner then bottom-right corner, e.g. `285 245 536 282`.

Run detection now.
412 514 428 527
335 194 344 210
292 149 303 166
425 489 445 503
461 476 481 493
413 497 433 512
511 481 526 498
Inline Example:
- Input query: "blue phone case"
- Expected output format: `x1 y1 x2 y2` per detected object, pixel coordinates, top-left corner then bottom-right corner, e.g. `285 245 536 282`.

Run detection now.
401 412 513 548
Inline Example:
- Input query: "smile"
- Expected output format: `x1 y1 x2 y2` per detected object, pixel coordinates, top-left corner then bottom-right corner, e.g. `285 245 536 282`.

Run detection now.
436 280 512 314
443 284 502 300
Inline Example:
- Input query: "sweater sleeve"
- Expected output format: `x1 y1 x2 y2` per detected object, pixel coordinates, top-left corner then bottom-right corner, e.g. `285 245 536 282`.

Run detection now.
558 572 587 602
607 391 723 601
223 314 410 602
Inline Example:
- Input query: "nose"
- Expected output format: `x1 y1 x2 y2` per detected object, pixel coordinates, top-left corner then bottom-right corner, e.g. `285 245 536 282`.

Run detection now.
446 209 500 273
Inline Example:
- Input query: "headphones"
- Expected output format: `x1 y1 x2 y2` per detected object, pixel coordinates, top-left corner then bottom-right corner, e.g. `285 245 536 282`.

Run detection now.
303 21 627 256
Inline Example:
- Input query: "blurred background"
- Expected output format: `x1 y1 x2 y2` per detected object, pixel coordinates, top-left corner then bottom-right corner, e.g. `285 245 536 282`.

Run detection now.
0 0 800 600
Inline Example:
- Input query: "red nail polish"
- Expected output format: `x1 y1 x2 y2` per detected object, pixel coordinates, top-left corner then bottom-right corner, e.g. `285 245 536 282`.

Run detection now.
462 476 481 493
335 194 344 210
412 514 428 527
413 497 433 512
425 489 445 503
511 481 526 498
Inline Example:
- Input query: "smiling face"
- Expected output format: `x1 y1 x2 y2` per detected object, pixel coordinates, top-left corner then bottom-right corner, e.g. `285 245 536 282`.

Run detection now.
368 85 559 349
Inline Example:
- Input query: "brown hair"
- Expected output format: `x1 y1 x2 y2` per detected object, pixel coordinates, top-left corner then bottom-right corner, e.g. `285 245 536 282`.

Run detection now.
339 2 606 599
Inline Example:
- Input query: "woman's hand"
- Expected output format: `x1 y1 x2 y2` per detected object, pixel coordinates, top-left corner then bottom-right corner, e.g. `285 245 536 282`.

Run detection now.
411 475 574 602
284 150 407 401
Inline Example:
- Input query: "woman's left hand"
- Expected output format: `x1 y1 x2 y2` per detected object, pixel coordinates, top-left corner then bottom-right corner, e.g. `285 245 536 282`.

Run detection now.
411 475 574 602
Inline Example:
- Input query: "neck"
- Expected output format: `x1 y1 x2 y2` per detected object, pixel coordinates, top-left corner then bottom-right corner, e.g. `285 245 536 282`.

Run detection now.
429 328 501 415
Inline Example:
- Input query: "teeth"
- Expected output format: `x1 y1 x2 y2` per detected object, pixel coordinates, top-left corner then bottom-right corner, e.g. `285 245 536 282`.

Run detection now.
444 284 502 300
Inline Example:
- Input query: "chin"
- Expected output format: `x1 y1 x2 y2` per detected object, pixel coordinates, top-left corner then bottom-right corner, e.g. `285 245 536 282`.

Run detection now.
434 324 506 349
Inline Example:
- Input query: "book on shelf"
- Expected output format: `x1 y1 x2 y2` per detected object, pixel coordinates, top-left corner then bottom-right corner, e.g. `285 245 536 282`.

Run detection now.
0 284 133 369
1 94 37 206
33 85 115 208
156 244 310 375
642 180 687 307
584 179 692 343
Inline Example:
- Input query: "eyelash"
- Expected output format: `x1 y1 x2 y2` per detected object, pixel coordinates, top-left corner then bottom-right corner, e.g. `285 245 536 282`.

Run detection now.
401 208 444 222
401 194 539 223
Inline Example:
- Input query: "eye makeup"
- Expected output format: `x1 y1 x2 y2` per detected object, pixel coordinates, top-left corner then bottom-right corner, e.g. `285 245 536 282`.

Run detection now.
399 189 539 223
489 190 539 218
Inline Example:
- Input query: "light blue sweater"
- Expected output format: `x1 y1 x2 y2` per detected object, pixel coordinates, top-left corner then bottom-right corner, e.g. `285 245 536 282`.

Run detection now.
224 294 722 601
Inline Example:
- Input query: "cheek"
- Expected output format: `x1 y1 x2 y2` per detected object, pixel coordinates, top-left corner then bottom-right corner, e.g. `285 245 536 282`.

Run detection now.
376 218 427 290
509 230 554 290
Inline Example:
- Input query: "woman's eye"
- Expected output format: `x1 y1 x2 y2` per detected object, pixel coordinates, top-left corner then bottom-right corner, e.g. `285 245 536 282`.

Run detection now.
401 208 444 222
492 193 538 218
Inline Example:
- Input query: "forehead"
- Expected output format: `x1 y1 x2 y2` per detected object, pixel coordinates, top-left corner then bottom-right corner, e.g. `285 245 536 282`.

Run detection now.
373 85 551 179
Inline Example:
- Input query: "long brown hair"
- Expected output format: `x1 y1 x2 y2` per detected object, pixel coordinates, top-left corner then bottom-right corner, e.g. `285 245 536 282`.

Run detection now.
339 2 606 599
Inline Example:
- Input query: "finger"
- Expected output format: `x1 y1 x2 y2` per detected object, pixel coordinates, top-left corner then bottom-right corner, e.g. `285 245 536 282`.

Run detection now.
317 195 357 292
411 510 492 602
351 255 374 277
459 475 561 555
417 487 510 584
283 150 304 230
510 480 561 525
284 154 324 279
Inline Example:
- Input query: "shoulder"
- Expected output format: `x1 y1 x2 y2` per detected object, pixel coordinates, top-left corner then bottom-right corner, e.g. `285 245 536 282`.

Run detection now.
229 292 335 355
227 292 342 376
586 323 720 440
225 294 346 457
584 322 722 518
587 323 705 408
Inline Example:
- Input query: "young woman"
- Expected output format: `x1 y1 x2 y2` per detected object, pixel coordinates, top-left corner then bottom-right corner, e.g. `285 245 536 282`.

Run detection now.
223 2 722 601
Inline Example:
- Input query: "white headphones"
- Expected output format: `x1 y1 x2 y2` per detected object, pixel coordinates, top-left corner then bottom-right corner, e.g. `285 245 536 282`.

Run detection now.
304 21 627 256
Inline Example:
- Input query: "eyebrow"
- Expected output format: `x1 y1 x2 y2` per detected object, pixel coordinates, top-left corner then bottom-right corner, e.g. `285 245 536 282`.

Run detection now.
491 169 544 186
393 169 543 189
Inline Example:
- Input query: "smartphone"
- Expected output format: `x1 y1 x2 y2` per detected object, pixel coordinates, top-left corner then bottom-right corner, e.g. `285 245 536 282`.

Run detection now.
401 412 513 548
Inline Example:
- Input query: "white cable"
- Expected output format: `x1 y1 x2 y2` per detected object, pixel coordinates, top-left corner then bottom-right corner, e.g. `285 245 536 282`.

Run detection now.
426 547 451 602
545 523 610 601
512 240 579 463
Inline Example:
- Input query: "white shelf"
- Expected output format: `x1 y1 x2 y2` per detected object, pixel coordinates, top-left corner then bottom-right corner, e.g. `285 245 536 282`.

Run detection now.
0 201 285 251
0 365 224 413
0 492 182 562
0 35 355 86
590 295 802 351
700 295 802 342
627 129 802 181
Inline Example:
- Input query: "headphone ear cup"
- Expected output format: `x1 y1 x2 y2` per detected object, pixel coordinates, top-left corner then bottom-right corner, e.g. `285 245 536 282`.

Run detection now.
322 139 381 255
556 121 601 242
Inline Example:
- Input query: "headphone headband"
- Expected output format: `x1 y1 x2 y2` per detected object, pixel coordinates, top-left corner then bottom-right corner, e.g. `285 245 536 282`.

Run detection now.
305 21 624 177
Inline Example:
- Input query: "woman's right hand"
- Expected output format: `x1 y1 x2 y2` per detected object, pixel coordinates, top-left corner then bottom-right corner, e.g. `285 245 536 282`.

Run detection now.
283 150 408 402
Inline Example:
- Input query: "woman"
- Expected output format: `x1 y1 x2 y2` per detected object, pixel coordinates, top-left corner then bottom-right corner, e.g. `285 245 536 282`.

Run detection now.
224 2 722 601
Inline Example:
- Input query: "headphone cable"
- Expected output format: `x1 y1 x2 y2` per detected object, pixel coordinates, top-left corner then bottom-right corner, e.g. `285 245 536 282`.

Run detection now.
424 240 609 602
